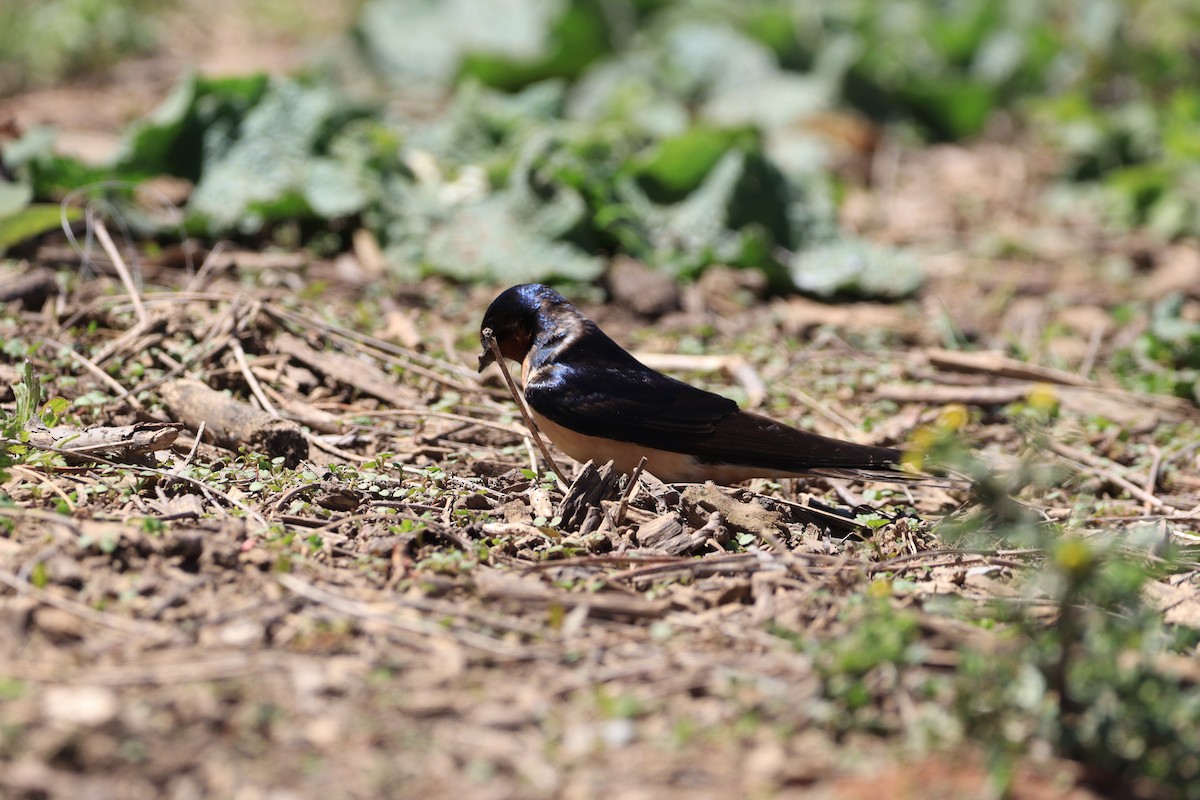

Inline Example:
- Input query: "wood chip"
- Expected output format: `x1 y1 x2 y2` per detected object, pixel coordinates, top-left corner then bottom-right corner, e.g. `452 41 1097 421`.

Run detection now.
681 483 784 537
635 513 694 555
558 460 619 529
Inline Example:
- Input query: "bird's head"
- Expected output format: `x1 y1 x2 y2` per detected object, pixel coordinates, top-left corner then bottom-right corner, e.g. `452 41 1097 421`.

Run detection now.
478 284 570 372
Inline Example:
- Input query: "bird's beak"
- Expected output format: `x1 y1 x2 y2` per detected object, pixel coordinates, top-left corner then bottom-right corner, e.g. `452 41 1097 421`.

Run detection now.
477 348 496 373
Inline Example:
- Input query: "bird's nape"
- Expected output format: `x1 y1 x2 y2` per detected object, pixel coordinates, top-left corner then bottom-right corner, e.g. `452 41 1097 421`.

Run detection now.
477 283 559 370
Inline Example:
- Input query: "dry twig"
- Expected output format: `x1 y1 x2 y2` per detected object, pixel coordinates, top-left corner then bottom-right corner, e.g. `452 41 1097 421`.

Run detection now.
480 328 569 485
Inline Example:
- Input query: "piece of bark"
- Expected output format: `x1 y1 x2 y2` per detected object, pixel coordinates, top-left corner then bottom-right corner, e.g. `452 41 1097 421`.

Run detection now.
159 378 307 467
558 460 620 529
26 421 182 464
681 483 784 538
634 511 718 555
640 471 681 512
578 505 605 537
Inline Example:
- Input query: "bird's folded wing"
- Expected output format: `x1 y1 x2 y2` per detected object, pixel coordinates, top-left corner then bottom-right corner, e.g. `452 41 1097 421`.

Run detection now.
525 362 904 474
524 361 738 446
687 410 903 473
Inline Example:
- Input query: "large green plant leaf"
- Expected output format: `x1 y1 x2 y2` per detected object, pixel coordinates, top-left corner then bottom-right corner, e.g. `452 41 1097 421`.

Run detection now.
790 238 924 300
357 0 610 91
180 79 381 232
0 204 82 252
117 73 271 181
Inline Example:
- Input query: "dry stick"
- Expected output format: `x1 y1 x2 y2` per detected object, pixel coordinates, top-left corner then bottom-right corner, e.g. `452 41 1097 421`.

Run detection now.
1079 323 1104 378
265 305 479 389
42 337 143 410
785 386 862 437
121 294 245 400
305 432 372 464
177 420 205 469
1161 586 1200 615
0 651 281 687
481 328 569 486
270 304 478 376
358 408 528 437
614 457 647 528
1049 441 1169 512
1144 445 1163 516
230 338 279 418
524 438 542 481
185 240 229 294
9 465 76 509
91 216 147 325
276 572 534 658
57 290 235 332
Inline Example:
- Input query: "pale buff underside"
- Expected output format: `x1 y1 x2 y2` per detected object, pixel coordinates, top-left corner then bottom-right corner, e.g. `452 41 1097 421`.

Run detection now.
528 408 793 483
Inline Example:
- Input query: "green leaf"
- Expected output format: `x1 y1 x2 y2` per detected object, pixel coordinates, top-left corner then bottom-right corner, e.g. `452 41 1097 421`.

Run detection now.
460 0 612 89
790 238 924 300
0 204 82 252
0 180 32 216
420 192 603 283
3 126 125 202
185 79 379 232
631 126 756 201
117 73 271 181
358 0 609 90
12 362 41 429
896 78 997 141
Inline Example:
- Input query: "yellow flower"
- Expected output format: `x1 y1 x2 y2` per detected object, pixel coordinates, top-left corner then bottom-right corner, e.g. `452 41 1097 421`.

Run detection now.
1027 383 1059 414
903 426 936 471
1055 538 1095 578
937 403 969 432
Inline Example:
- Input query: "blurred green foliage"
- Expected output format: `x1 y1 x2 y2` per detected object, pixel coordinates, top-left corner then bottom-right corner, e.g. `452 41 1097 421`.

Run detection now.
956 531 1200 796
891 419 1200 795
3 0 1200 283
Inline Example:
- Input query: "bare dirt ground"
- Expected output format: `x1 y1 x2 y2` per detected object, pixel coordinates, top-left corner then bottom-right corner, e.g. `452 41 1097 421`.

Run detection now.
2 6 1200 800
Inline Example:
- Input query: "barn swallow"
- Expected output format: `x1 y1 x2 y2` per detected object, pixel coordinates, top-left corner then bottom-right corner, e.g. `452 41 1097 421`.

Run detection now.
478 283 915 484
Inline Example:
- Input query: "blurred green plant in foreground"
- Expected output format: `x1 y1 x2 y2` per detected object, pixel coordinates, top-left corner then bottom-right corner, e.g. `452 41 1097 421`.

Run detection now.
909 393 1200 795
